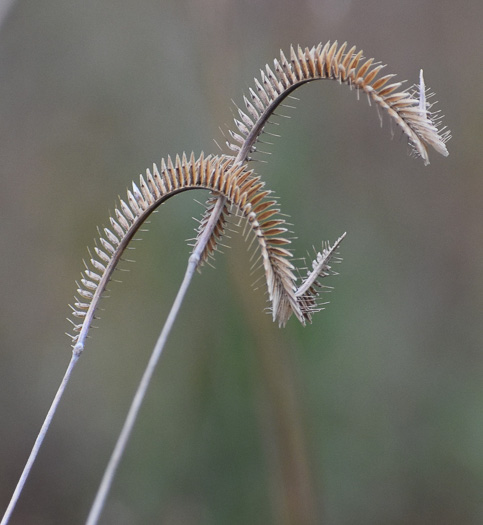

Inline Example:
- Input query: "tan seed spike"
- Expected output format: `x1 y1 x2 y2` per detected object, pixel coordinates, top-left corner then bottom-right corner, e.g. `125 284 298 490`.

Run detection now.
155 163 167 194
279 49 295 83
326 41 339 75
139 176 154 206
146 168 161 199
273 58 289 88
347 49 363 79
131 182 147 210
304 47 317 77
104 228 119 246
341 45 356 71
296 45 309 78
163 163 173 193
316 41 330 77
110 217 124 238
332 42 347 78
371 73 396 91
356 57 374 80
290 44 300 74
127 190 141 217
362 63 385 86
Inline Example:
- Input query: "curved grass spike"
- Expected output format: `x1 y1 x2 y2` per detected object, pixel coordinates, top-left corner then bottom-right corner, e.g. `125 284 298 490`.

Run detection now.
67 152 343 351
228 41 450 163
193 41 450 264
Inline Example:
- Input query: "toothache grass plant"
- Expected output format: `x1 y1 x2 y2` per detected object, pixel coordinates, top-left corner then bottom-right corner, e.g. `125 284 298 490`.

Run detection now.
1 41 450 525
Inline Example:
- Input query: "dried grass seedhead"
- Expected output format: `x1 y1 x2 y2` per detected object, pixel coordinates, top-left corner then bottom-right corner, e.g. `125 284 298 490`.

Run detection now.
68 152 341 349
68 40 451 347
227 41 450 165
192 41 450 291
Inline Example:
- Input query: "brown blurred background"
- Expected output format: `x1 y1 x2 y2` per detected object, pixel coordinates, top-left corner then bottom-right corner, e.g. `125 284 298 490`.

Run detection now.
0 1 481 524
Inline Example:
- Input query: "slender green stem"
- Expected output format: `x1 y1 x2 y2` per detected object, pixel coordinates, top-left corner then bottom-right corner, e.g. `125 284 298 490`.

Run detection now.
1 351 81 525
85 253 199 525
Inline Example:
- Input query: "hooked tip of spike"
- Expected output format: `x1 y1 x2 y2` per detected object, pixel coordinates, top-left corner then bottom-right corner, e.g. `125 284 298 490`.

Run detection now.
418 69 427 116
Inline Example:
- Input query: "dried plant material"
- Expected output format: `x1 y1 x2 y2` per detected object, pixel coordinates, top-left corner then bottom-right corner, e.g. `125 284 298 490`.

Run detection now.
68 40 452 347
295 233 346 323
418 69 427 118
69 41 452 343
67 153 343 349
193 41 450 273
4 41 451 525
227 42 450 164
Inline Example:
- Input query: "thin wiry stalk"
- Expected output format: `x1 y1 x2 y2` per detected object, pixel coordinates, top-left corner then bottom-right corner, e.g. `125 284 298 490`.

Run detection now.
0 353 80 525
86 252 198 525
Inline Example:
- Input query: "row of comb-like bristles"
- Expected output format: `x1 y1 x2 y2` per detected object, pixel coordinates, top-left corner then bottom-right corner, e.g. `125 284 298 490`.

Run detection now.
189 41 450 302
68 153 344 348
227 41 450 165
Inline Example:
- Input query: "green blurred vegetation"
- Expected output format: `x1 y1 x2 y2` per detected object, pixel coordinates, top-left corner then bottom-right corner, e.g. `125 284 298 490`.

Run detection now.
1 1 482 524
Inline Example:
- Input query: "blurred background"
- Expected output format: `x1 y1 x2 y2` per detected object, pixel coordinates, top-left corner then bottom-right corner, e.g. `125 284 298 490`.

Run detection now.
0 1 481 524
